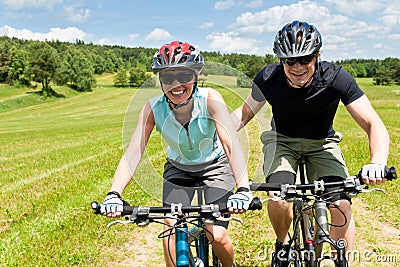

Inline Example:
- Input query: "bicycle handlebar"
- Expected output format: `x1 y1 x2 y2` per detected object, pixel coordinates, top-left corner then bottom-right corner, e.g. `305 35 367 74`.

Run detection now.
91 202 203 216
249 166 397 200
91 199 263 226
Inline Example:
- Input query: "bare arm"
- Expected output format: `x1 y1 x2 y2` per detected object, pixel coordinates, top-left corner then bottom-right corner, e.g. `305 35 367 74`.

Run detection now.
110 101 155 194
231 93 266 131
346 95 390 184
346 95 390 164
208 89 250 189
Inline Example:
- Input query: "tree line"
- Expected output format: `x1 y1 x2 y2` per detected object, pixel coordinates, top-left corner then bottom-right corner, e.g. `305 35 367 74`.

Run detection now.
0 36 398 96
334 58 400 85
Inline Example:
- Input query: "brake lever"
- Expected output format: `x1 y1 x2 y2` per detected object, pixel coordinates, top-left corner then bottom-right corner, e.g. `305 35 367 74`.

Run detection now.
107 219 136 228
361 187 386 194
216 216 244 225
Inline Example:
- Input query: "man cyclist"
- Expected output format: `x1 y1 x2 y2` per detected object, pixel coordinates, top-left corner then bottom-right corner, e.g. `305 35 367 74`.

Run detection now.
100 40 252 267
231 21 390 266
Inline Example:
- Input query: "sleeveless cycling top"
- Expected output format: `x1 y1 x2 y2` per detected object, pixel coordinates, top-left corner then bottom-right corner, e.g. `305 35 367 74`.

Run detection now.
149 87 224 165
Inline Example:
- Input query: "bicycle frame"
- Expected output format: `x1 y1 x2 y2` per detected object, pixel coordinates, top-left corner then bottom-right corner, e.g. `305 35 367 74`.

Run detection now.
91 201 227 267
292 157 347 266
249 159 396 267
188 184 218 267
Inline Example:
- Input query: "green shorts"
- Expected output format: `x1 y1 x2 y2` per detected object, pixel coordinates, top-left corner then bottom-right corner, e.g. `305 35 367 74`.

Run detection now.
261 131 349 182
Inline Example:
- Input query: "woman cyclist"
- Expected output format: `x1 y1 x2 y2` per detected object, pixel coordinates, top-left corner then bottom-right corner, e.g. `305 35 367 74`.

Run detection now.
100 40 252 267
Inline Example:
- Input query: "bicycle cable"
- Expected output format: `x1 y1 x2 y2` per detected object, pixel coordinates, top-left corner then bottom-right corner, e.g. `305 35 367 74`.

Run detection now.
161 216 217 267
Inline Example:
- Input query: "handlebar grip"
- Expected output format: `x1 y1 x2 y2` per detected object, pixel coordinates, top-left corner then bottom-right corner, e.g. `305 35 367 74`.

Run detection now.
91 201 134 216
386 166 397 181
91 201 101 214
357 166 397 185
248 197 263 210
222 197 263 211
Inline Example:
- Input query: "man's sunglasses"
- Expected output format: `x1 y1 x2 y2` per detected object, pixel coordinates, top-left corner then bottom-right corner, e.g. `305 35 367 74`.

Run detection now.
159 71 196 85
282 54 316 66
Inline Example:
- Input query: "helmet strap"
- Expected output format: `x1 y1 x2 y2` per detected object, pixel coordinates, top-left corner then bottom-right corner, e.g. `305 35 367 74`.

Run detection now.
281 58 317 89
286 75 314 89
163 83 197 110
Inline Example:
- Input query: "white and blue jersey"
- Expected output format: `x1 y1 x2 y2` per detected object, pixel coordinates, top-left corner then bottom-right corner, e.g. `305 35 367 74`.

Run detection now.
149 87 224 166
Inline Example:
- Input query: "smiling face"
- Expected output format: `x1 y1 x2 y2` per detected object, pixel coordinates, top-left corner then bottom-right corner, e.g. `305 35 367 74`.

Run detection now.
282 54 317 88
159 69 196 105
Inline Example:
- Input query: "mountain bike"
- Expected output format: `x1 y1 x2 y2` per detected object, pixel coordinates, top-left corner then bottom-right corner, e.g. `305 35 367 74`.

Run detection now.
249 157 397 267
92 186 262 267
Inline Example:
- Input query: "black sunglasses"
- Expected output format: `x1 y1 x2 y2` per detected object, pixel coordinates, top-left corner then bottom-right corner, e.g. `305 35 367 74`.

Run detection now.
282 54 316 66
159 71 196 85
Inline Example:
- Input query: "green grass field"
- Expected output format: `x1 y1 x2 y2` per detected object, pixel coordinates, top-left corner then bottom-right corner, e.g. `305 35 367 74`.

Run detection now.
0 75 399 266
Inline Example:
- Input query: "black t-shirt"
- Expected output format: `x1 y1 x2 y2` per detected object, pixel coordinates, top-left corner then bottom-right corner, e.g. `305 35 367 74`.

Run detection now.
252 61 364 139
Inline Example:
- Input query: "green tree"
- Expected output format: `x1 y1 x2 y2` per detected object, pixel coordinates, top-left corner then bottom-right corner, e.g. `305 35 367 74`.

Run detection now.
104 50 123 72
373 66 393 85
0 38 11 82
60 46 95 91
129 67 151 87
27 42 60 96
114 69 129 87
341 64 357 77
8 45 29 85
353 64 367 78
237 72 252 88
265 54 278 65
91 53 107 74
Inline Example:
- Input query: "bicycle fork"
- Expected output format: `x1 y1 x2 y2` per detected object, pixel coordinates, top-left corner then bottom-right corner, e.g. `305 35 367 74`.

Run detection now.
302 203 316 264
314 201 347 267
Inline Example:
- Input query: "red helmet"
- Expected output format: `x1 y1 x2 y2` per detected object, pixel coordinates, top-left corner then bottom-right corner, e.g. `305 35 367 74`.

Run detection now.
151 41 204 73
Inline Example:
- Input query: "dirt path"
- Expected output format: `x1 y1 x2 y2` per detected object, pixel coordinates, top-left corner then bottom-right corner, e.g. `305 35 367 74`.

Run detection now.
103 223 164 267
350 198 400 267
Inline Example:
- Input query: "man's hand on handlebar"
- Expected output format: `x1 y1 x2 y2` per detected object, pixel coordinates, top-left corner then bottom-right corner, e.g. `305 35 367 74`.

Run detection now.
360 163 387 186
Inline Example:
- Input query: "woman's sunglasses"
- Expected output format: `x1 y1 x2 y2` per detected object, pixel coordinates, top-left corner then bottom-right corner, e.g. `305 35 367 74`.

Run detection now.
159 71 196 85
282 54 316 66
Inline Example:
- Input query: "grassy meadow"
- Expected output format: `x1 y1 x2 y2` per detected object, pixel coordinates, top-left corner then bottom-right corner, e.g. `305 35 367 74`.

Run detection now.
0 74 399 266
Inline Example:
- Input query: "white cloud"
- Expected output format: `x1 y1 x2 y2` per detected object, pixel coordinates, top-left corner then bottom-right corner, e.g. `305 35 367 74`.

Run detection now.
388 33 400 39
198 22 214 29
206 31 260 54
243 0 263 8
373 43 386 49
222 0 398 59
380 5 400 28
0 0 62 10
324 0 384 16
229 1 335 36
129 33 139 40
63 5 90 23
214 0 235 10
97 37 126 46
0 25 86 42
145 28 172 41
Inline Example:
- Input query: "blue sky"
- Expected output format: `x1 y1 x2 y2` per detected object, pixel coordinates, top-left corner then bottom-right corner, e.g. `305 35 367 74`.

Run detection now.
0 0 399 61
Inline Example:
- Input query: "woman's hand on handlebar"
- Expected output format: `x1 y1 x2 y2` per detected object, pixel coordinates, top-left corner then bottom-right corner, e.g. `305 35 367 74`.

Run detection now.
100 191 129 218
227 187 253 214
